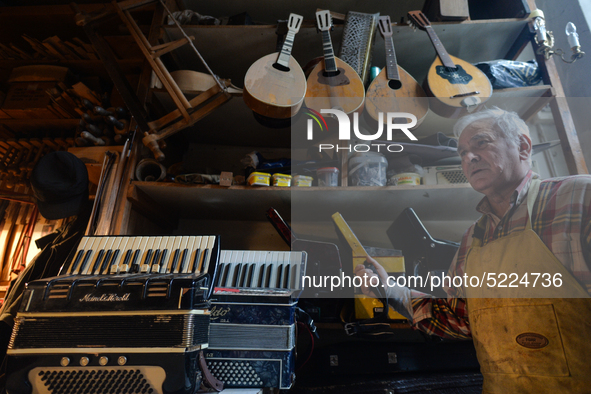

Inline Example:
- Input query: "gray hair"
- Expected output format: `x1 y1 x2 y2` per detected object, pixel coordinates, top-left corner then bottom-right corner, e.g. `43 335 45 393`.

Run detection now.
453 107 530 147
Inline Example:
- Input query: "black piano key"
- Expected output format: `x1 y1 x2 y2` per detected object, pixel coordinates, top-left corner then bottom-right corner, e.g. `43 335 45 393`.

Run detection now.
238 264 248 287
276 264 283 288
158 249 168 272
230 264 242 287
130 249 141 272
169 249 180 273
105 249 120 274
91 250 105 274
257 264 265 287
179 249 188 272
283 265 290 288
265 265 273 288
99 250 113 274
191 249 202 273
150 249 159 265
219 264 229 287
121 249 133 268
200 249 210 273
245 264 255 287
69 250 85 274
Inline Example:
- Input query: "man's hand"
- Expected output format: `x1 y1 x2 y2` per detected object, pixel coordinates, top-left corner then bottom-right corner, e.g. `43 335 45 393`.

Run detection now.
354 256 414 321
354 256 388 299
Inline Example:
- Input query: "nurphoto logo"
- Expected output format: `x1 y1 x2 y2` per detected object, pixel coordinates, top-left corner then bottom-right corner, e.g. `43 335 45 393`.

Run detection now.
306 109 418 153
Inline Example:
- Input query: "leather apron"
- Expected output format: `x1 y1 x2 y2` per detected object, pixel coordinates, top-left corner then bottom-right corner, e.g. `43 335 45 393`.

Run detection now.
464 178 591 393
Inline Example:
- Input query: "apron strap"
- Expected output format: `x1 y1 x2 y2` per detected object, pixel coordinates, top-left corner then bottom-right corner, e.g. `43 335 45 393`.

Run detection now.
472 176 542 245
525 177 542 231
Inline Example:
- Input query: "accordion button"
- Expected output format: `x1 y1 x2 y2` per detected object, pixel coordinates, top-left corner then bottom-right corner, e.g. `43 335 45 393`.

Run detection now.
80 357 90 366
60 357 70 367
117 356 127 366
99 356 109 366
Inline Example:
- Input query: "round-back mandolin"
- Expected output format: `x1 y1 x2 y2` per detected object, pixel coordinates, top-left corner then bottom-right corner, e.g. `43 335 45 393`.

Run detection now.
243 13 307 119
305 10 365 116
407 11 492 118
365 15 429 129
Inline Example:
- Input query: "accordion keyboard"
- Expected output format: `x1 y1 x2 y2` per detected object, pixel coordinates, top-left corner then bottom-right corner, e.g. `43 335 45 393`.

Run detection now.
64 235 218 276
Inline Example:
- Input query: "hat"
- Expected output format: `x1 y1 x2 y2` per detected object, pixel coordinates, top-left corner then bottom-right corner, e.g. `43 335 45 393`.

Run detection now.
30 151 89 220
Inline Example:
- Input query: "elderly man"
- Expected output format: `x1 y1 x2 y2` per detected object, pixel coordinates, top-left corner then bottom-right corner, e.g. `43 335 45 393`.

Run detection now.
355 107 591 393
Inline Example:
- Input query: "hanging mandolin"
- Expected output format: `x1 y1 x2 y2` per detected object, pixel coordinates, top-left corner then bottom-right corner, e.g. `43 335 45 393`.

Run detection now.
243 13 306 119
365 15 429 129
305 10 365 116
407 11 492 118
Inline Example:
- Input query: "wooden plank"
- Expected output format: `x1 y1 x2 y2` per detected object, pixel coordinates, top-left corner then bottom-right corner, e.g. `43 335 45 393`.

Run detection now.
117 6 192 118
520 88 554 123
534 50 588 174
503 23 531 60
147 83 223 130
112 4 165 235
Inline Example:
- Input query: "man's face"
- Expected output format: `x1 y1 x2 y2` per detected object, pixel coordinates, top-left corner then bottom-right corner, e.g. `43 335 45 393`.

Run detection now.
457 118 525 196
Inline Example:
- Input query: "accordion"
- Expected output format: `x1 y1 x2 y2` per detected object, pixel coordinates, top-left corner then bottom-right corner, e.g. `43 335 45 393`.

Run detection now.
205 250 307 390
5 235 221 394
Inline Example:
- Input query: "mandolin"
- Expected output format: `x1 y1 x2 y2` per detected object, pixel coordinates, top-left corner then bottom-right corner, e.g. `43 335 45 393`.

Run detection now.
243 13 306 119
305 10 365 116
407 11 492 118
365 15 429 129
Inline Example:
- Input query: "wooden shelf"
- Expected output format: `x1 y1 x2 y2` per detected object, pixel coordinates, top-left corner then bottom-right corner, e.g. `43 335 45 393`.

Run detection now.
129 181 483 223
0 59 144 78
0 118 78 126
164 19 530 90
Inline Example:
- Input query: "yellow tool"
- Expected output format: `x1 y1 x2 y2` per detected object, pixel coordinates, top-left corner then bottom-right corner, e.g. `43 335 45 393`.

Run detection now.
331 212 370 259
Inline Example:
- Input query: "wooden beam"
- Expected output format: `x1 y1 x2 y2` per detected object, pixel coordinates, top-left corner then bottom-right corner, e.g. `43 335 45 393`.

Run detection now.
534 51 588 174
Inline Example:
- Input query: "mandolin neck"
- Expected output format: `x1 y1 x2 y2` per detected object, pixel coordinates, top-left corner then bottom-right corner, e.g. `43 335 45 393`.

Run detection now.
321 30 338 72
276 30 297 68
384 36 401 81
425 26 455 68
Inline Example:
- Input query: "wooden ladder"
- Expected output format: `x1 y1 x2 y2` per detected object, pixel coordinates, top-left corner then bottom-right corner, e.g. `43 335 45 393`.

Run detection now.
74 0 232 161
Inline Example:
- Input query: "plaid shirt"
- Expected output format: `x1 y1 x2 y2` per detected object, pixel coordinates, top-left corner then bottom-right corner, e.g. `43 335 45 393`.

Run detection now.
411 170 591 339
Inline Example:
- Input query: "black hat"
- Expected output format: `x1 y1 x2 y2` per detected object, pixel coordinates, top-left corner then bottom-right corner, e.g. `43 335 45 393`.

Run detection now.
30 151 89 220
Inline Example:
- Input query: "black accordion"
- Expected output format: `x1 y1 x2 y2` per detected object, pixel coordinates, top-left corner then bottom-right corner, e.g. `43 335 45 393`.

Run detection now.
5 235 221 394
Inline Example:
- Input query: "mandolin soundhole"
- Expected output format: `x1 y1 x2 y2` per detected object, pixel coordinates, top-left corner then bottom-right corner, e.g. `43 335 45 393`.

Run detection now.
272 63 290 72
435 64 473 85
388 80 402 90
317 68 350 86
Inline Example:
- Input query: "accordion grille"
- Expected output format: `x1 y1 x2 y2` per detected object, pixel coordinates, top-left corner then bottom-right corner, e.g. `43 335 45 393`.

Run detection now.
29 366 165 394
10 314 210 349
